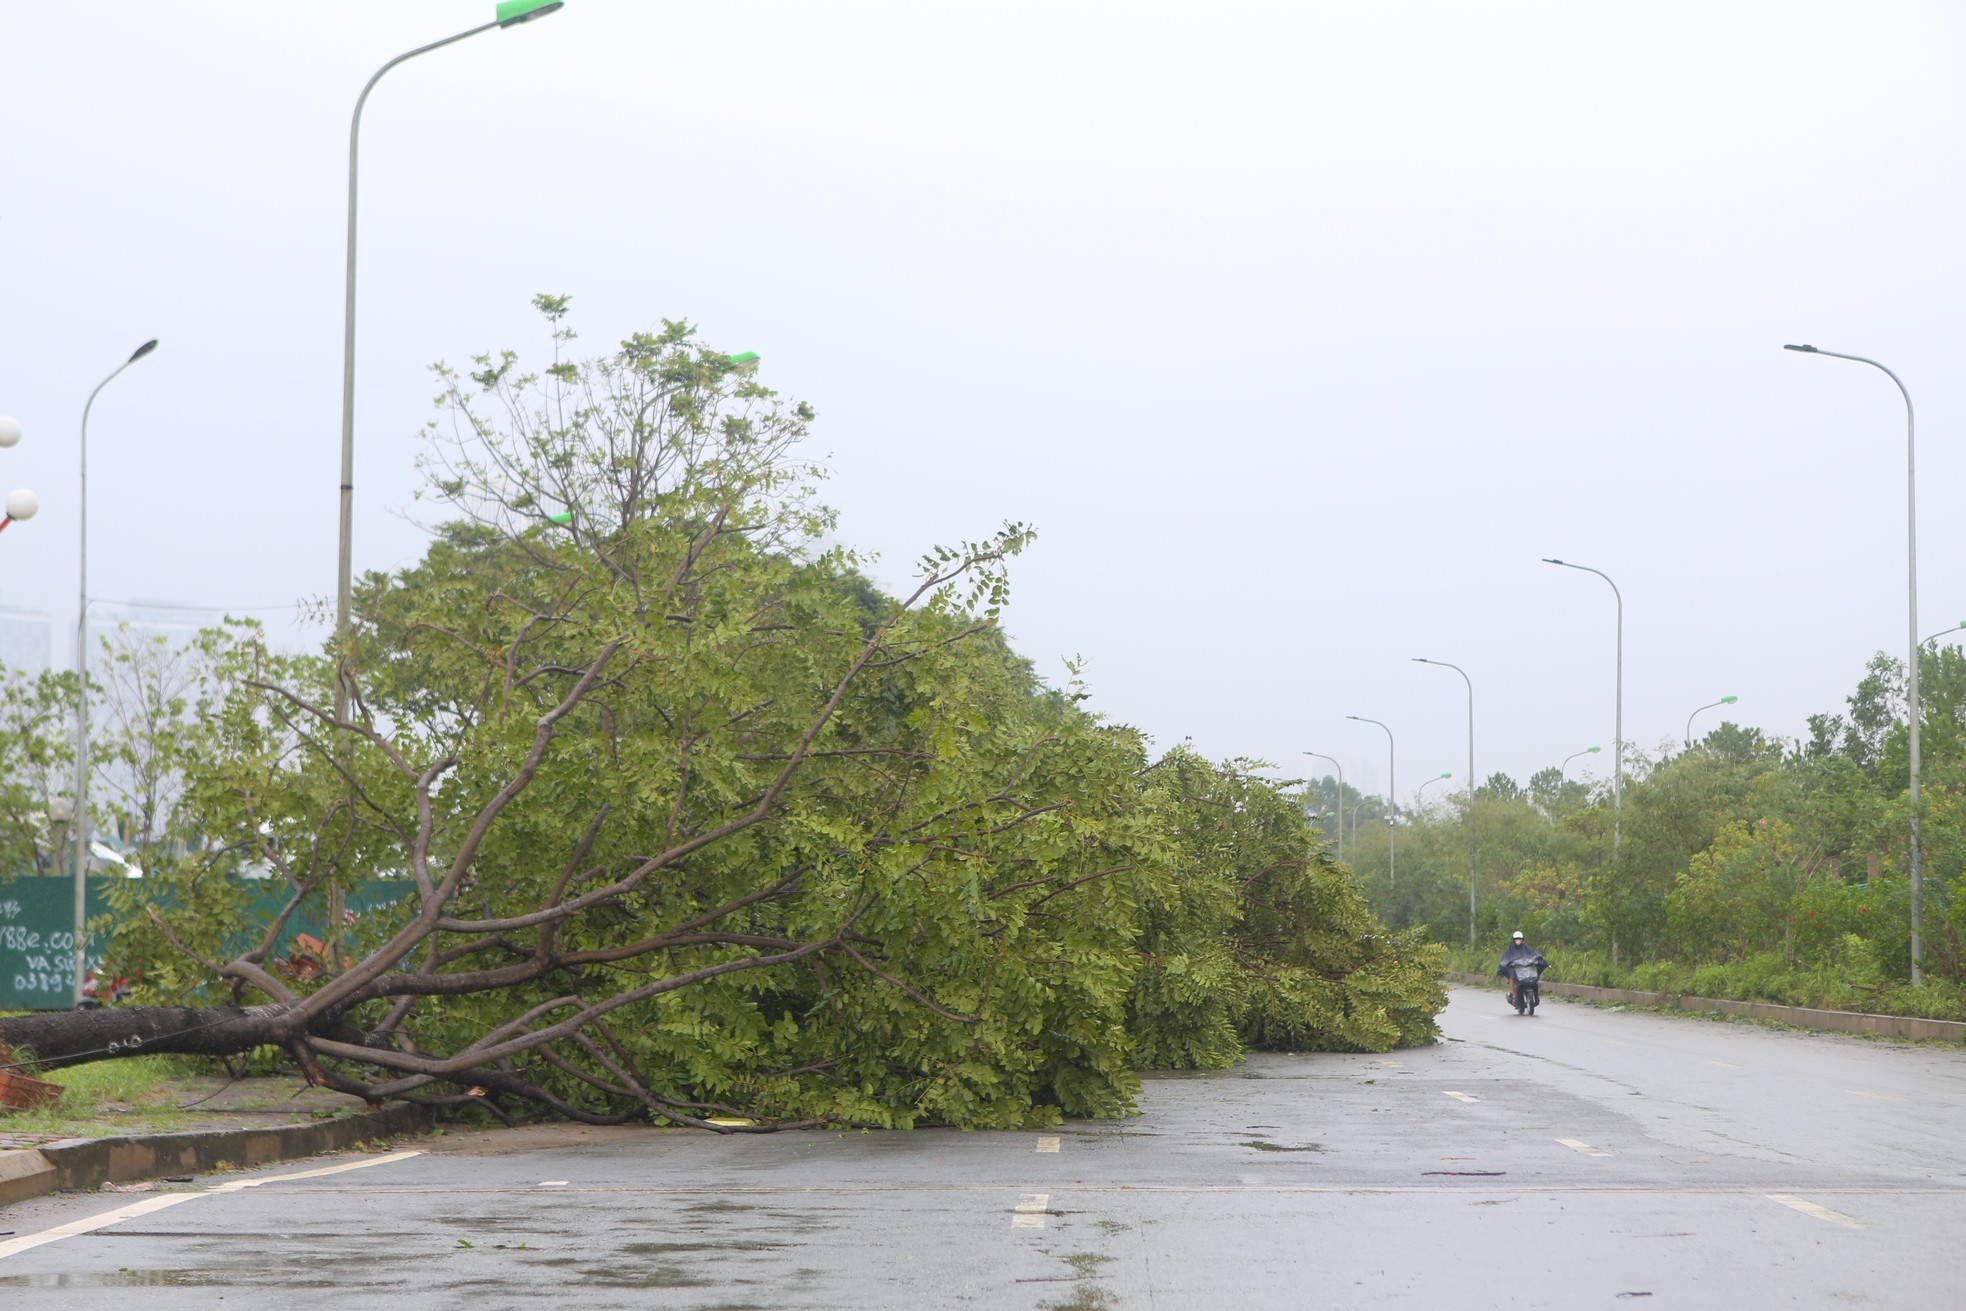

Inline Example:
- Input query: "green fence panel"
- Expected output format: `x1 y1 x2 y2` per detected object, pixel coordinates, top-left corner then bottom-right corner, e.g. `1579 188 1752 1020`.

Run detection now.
0 876 412 1012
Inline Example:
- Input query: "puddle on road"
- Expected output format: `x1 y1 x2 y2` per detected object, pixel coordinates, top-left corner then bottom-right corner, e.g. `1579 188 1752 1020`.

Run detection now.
576 1264 716 1289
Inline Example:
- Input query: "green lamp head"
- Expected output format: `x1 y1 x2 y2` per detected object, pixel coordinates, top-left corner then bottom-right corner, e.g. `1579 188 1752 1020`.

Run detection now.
547 511 574 526
497 0 565 27
1720 695 1738 705
1586 746 1601 754
725 351 760 367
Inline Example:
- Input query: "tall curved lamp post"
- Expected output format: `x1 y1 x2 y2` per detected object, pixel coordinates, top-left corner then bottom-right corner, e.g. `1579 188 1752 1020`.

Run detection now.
1301 751 1345 864
1346 716 1395 886
0 417 38 535
1784 342 1922 984
1684 694 1738 748
328 0 564 966
335 0 567 723
1921 621 1964 648
1415 657 1478 946
1541 554 1619 955
1416 771 1452 805
72 339 159 1005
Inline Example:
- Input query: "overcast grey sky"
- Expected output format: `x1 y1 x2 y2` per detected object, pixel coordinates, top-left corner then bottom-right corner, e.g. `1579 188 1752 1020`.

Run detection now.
4 2 1963 805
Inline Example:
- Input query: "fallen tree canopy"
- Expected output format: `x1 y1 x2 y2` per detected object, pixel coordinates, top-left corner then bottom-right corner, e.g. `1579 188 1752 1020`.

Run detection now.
1 303 1444 1129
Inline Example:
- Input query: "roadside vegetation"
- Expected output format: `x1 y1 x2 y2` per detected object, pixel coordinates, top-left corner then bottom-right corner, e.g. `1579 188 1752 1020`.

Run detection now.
1316 664 1966 1021
0 299 1443 1131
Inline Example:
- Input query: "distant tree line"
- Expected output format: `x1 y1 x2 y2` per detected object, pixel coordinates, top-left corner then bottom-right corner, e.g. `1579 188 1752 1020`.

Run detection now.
1311 650 1966 1016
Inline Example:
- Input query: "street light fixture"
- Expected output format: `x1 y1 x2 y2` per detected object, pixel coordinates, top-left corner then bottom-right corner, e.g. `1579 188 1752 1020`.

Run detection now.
335 0 568 725
1301 752 1345 865
1783 342 1923 984
1684 694 1738 748
1920 621 1965 648
1414 657 1478 947
1346 716 1396 886
72 338 159 1006
1416 771 1452 805
1560 745 1602 781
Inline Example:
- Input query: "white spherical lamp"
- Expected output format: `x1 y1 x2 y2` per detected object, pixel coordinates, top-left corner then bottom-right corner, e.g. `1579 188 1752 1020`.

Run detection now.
0 417 21 449
5 488 40 521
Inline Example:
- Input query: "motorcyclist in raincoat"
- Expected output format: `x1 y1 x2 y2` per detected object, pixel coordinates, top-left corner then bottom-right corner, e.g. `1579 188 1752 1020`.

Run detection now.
1496 930 1546 1006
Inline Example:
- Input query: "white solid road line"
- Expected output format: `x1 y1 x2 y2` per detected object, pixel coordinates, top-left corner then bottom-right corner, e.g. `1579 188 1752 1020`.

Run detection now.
1035 1136 1060 1153
539 1180 570 1187
1765 1194 1865 1228
1443 1091 1479 1103
1557 1138 1611 1157
1011 1193 1050 1229
0 1151 424 1264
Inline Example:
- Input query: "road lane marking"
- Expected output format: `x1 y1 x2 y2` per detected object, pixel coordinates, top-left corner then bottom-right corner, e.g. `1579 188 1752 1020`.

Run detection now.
1035 1136 1060 1153
1011 1193 1050 1229
1443 1091 1479 1103
539 1180 569 1187
1377 1059 1401 1067
1847 1090 1903 1102
1708 1061 1739 1069
0 1151 424 1263
1557 1138 1611 1157
1766 1194 1864 1228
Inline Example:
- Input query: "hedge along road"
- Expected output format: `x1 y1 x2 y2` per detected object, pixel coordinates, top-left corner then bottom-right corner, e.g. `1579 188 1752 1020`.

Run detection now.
1 986 1963 1307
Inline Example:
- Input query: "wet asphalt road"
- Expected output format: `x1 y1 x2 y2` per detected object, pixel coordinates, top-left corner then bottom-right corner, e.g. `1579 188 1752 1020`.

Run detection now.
3 985 1964 1308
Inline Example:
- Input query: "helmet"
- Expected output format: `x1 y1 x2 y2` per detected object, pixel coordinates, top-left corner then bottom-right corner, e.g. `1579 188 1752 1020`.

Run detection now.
1511 930 1525 941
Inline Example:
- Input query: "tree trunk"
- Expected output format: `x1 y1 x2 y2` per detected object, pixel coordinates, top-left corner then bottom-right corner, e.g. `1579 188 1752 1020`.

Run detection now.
0 1004 301 1069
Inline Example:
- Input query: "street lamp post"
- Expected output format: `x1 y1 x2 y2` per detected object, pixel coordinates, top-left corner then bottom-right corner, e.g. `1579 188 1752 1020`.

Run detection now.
72 339 159 1006
1920 621 1964 648
1301 752 1345 865
1416 771 1452 805
335 0 567 725
1684 694 1738 748
329 0 564 968
1783 343 1922 984
1346 716 1395 886
1541 554 1619 912
1415 657 1478 947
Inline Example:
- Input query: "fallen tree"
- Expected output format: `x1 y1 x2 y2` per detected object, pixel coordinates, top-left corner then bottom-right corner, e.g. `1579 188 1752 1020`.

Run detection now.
3 301 1445 1128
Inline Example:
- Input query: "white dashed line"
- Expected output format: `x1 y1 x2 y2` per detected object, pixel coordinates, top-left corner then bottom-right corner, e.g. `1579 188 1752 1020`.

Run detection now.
539 1180 569 1187
1035 1136 1060 1153
1847 1090 1903 1102
1012 1194 1050 1229
1443 1091 1479 1103
1709 1061 1739 1069
1557 1138 1611 1157
0 1151 424 1263
1766 1194 1864 1228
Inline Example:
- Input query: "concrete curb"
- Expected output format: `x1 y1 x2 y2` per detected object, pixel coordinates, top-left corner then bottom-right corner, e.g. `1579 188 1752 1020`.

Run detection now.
1446 972 1966 1042
0 1102 433 1210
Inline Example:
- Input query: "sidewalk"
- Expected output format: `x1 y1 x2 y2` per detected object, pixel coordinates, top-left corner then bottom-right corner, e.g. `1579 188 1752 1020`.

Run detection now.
1 1072 432 1208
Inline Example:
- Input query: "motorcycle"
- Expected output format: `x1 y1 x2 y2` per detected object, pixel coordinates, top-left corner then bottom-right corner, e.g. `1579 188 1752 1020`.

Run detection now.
1507 961 1542 1015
